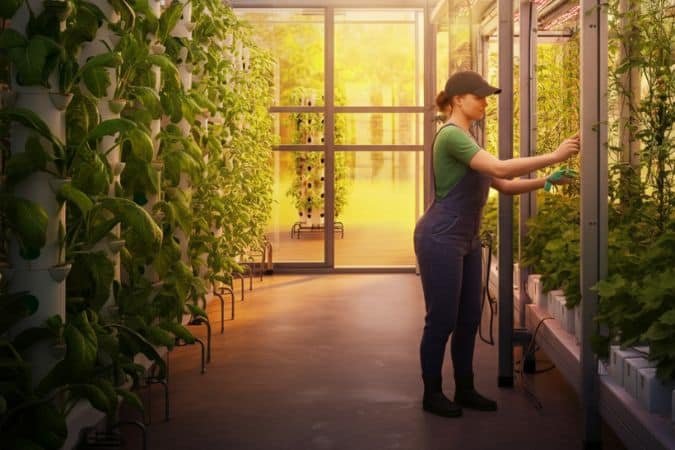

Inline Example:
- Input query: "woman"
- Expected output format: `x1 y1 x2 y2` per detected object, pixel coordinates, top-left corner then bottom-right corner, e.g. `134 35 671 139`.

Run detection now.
414 71 579 418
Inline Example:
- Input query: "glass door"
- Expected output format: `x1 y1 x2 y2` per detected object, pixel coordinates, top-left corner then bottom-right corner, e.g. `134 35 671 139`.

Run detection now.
237 8 327 266
235 6 432 269
333 9 426 268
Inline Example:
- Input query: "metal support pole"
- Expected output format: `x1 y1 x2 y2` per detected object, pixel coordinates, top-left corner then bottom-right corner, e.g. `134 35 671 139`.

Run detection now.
324 8 335 268
424 3 437 210
497 0 515 388
580 0 608 446
618 0 640 168
518 0 537 327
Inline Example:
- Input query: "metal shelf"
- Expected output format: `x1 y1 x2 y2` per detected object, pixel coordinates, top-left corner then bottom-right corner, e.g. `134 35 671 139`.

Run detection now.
525 303 675 450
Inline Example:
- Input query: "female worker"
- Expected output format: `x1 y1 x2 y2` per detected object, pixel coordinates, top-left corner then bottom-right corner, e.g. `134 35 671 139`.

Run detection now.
414 70 579 418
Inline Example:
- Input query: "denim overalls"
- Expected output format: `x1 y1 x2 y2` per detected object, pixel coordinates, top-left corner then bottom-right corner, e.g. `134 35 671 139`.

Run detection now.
413 123 492 378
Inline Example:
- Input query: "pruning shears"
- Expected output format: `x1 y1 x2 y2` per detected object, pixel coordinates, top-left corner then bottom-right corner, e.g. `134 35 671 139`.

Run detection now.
545 167 578 192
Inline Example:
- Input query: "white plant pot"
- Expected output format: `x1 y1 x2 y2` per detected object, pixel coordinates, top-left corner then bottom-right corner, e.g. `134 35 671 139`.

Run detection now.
624 357 655 398
107 239 126 254
609 345 643 386
48 263 72 283
48 92 73 111
636 367 674 415
108 98 127 114
151 43 166 55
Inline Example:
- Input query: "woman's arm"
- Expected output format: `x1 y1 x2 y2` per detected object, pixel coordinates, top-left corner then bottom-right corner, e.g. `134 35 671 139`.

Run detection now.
468 135 580 179
491 177 546 195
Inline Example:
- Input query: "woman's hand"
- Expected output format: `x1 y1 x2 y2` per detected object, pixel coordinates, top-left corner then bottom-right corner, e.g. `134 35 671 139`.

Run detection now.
552 134 580 163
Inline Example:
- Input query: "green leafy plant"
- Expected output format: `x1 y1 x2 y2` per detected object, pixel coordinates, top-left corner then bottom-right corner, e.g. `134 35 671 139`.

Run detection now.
591 0 675 378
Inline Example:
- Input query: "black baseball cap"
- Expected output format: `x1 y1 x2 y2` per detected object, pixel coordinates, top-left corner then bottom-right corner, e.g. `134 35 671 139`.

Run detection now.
444 71 501 98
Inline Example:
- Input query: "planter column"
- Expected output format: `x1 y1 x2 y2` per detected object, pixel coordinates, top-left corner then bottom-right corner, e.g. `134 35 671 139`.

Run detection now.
80 0 123 314
7 0 69 383
170 0 193 265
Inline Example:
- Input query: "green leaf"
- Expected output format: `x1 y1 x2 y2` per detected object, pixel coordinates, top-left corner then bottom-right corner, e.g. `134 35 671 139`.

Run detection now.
0 0 23 20
158 0 186 41
185 302 207 319
643 322 671 342
94 197 162 256
79 51 123 75
65 313 98 373
57 182 93 215
129 86 162 118
73 383 111 413
658 310 675 326
0 292 39 335
0 194 48 260
124 128 154 162
67 252 114 312
0 107 61 148
15 36 63 87
82 65 112 97
146 324 175 348
94 378 118 415
106 324 167 378
147 54 180 86
86 118 137 142
31 402 67 449
0 28 26 50
115 388 144 412
160 321 194 344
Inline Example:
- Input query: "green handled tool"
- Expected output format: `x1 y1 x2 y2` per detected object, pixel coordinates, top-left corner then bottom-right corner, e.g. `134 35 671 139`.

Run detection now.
544 167 578 192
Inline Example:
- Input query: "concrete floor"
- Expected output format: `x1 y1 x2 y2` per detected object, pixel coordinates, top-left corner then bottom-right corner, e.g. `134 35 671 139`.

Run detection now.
123 274 625 450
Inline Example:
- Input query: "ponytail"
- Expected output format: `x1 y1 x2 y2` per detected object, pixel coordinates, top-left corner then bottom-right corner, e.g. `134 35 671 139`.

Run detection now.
435 91 452 112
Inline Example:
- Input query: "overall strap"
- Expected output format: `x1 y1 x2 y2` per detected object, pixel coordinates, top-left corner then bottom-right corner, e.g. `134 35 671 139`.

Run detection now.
428 122 459 204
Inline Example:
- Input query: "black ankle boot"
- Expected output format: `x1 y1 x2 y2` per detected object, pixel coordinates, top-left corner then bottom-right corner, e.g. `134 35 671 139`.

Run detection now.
422 376 462 418
454 374 498 411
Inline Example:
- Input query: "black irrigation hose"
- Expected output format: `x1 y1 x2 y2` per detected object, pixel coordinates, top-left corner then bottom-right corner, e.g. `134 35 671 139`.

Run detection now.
517 316 556 410
479 232 498 346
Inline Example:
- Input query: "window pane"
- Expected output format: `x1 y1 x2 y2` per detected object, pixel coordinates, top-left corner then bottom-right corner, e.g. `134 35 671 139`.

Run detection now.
335 113 424 145
335 9 424 106
266 151 325 263
234 9 324 106
334 151 424 267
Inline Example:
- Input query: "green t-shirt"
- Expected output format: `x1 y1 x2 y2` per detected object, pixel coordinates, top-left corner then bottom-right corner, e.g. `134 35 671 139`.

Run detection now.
433 125 481 200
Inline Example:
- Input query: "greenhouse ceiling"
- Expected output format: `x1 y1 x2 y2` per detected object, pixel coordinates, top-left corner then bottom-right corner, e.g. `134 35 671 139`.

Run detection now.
231 0 580 34
230 0 430 7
